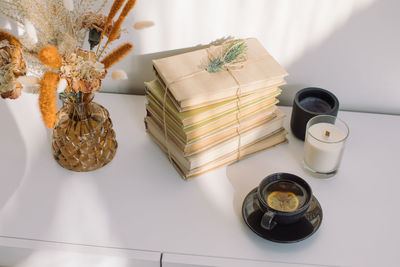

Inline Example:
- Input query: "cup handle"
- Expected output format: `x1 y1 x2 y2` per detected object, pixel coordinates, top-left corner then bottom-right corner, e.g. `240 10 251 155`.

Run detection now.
261 211 277 230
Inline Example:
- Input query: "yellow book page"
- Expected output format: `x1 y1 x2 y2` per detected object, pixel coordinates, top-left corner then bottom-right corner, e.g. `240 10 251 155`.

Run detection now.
147 96 278 142
145 79 281 126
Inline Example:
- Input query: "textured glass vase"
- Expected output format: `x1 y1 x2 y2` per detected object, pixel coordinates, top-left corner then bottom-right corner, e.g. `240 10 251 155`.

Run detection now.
52 93 117 172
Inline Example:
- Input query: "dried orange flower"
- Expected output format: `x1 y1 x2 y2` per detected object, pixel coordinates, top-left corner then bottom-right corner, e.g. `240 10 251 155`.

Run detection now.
0 40 27 100
60 48 106 93
0 30 22 47
1 82 23 100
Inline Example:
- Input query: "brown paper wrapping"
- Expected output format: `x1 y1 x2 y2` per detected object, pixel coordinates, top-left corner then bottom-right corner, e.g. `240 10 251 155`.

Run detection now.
152 38 288 111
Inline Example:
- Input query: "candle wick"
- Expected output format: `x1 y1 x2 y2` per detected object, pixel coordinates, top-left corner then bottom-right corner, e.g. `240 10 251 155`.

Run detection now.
325 130 330 137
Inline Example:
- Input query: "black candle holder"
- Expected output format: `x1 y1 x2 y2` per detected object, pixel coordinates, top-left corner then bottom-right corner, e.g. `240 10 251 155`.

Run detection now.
290 87 339 140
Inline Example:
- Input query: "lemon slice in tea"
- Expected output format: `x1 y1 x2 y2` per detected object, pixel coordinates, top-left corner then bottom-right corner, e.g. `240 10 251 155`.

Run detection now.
267 191 299 212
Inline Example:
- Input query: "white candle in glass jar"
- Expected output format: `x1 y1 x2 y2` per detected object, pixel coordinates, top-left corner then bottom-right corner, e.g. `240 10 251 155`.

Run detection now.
304 122 347 173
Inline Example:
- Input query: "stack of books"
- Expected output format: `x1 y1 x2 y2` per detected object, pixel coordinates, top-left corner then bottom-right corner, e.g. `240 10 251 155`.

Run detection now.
144 38 288 179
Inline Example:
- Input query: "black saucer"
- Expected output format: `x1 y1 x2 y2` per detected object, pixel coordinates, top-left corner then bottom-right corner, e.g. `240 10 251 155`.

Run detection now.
242 188 323 243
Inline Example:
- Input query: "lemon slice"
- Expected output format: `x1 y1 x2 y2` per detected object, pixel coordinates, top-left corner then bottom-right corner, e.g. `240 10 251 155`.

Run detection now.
267 191 299 212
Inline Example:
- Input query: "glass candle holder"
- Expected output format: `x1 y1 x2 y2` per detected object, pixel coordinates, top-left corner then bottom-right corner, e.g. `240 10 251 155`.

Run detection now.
303 115 349 177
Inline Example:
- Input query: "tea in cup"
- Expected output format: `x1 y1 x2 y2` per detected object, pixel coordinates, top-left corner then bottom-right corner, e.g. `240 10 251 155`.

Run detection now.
257 173 312 230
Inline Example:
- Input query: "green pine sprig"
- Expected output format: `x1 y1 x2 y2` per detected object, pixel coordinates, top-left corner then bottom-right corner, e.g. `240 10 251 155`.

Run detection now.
206 58 224 73
205 40 247 73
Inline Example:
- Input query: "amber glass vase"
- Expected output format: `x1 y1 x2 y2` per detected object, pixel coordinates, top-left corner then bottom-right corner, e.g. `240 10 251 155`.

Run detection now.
52 93 118 172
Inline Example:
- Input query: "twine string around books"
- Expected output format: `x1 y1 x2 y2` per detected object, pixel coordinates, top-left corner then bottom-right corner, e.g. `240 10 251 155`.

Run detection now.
160 39 248 164
227 67 243 161
207 39 247 161
162 88 173 163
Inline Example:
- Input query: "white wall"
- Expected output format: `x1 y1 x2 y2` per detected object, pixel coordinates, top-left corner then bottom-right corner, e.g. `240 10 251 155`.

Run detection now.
1 0 399 114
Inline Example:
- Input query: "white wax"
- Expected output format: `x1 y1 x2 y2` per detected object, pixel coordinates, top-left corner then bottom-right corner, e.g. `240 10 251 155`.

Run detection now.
304 122 346 173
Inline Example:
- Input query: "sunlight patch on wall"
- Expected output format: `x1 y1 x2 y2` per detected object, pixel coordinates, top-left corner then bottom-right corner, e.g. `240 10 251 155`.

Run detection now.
131 0 376 65
272 0 376 66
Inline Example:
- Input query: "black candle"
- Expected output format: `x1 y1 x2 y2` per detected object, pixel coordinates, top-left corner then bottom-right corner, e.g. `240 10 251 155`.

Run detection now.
290 87 339 140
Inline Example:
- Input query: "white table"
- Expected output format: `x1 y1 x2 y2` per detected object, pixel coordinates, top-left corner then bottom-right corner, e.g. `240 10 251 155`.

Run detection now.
0 93 399 267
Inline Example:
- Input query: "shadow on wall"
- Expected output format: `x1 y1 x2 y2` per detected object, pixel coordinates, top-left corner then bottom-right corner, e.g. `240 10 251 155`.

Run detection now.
281 0 400 115
105 44 208 96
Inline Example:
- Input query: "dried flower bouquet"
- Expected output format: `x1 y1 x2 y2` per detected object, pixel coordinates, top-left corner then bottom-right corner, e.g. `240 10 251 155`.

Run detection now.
0 0 139 128
0 0 153 171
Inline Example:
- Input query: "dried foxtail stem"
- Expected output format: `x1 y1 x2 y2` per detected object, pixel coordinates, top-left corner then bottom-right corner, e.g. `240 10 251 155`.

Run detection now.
98 20 123 58
99 0 136 57
105 0 126 27
110 0 137 40
38 46 63 69
39 72 60 128
96 0 126 54
107 0 136 42
105 17 123 43
119 0 137 17
0 30 22 47
101 43 133 69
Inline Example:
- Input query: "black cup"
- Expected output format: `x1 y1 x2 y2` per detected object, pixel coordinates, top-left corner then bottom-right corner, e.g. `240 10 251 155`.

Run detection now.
257 173 312 230
290 87 339 140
